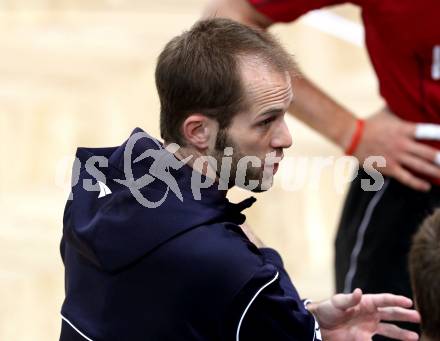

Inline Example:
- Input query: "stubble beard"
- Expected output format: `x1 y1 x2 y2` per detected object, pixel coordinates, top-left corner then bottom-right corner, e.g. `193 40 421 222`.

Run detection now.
212 128 273 192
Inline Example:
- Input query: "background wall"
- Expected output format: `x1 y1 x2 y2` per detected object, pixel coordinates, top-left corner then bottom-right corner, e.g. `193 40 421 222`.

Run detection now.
0 1 383 339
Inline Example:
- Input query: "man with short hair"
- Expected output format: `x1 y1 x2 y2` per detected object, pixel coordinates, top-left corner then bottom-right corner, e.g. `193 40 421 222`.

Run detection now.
60 19 420 340
409 209 440 341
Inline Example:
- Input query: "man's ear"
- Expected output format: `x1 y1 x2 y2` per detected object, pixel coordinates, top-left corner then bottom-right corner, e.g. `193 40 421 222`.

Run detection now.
181 114 217 150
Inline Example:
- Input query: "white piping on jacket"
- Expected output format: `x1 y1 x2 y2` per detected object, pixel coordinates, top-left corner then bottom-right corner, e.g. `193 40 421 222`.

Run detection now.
61 314 94 341
236 271 279 341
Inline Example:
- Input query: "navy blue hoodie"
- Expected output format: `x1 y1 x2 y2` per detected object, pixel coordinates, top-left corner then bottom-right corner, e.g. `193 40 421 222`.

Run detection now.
60 128 318 341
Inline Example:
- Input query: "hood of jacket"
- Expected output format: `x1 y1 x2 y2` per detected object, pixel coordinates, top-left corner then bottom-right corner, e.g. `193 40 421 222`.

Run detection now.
62 128 255 272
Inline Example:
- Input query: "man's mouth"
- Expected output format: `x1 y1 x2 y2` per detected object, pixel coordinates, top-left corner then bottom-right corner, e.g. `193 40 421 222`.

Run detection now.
274 153 283 174
265 152 283 174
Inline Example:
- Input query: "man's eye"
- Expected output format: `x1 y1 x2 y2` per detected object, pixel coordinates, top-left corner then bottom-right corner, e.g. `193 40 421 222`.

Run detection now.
259 117 275 126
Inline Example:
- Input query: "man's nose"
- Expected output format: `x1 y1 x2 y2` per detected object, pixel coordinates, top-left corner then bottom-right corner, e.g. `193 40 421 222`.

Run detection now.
271 120 292 149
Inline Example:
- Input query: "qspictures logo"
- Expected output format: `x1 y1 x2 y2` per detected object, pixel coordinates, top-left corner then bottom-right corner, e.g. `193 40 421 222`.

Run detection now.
65 131 387 208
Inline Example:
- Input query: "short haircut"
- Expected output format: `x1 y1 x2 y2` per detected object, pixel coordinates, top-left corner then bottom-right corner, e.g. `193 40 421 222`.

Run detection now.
155 18 295 145
409 209 440 339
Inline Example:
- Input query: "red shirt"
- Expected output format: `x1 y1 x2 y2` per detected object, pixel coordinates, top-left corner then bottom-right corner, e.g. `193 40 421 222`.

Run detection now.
249 0 440 182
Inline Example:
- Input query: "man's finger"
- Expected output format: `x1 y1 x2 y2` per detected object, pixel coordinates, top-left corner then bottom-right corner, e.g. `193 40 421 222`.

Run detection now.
378 307 421 323
402 121 417 137
392 166 431 191
331 288 362 310
368 294 413 309
376 322 419 341
400 154 440 179
406 141 440 166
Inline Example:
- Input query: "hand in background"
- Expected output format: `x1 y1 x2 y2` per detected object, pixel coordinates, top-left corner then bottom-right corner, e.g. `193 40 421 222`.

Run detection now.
355 109 440 191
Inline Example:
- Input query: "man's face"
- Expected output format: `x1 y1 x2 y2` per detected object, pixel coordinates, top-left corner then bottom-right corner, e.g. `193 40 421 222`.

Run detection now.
211 57 293 192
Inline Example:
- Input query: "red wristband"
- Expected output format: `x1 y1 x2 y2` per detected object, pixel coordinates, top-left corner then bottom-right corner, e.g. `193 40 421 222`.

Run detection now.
345 119 365 155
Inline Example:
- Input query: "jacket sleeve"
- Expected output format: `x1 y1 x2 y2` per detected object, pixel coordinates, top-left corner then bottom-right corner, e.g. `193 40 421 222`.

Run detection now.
222 248 321 341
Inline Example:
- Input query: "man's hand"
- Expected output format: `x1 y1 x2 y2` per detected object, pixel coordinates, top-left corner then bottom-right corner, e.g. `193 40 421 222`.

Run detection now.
355 109 440 191
307 288 420 341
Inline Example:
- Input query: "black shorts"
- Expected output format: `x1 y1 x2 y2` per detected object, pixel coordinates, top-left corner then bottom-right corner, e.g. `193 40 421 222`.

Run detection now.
335 169 440 339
